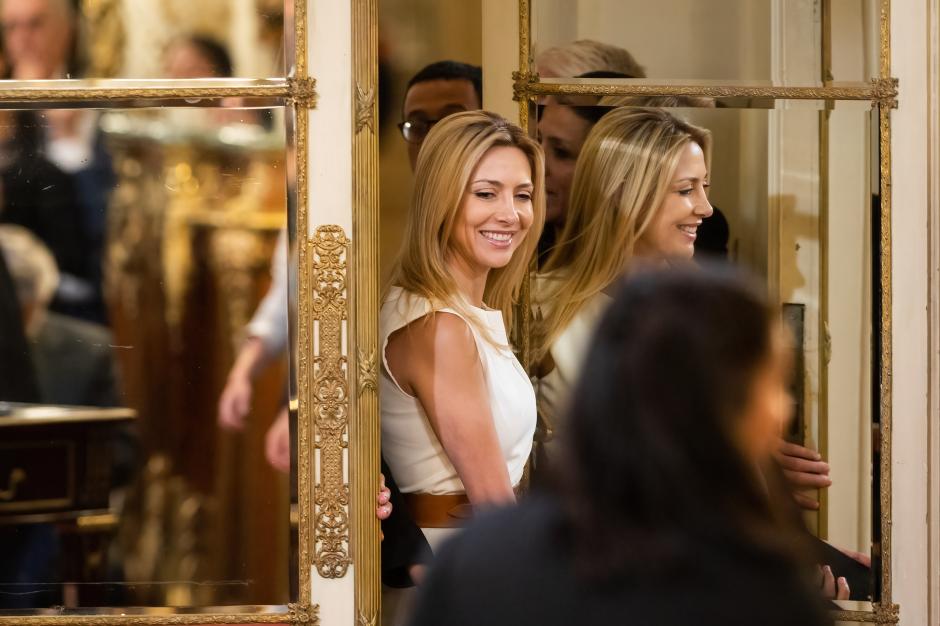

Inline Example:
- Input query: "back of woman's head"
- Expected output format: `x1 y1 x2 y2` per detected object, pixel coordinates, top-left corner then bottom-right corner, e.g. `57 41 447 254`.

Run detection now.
538 107 711 354
557 265 800 578
391 110 545 321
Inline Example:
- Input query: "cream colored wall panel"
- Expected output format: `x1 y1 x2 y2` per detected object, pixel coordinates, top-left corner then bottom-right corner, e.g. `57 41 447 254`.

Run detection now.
891 0 931 623
482 0 520 119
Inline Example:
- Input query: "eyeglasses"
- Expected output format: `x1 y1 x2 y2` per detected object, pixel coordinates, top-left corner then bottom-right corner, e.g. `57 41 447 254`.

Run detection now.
397 118 437 144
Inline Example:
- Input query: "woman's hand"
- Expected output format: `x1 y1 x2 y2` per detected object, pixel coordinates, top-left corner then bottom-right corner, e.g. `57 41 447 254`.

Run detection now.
218 337 268 431
377 473 392 541
818 565 850 600
775 440 831 510
264 408 291 473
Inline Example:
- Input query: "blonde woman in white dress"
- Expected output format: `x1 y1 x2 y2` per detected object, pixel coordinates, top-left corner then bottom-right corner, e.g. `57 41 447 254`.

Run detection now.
534 107 713 450
533 107 831 513
380 111 544 556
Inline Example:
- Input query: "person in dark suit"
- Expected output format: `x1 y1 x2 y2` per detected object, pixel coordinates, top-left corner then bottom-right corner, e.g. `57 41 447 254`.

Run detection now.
0 224 119 405
408 267 832 626
0 240 39 403
0 224 137 481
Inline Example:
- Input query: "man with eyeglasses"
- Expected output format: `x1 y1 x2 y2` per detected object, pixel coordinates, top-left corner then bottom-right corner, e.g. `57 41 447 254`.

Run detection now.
399 60 483 169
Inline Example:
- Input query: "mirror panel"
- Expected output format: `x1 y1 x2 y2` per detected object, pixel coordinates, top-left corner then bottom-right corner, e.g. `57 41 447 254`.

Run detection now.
0 105 296 611
0 0 286 80
379 0 483 278
532 98 877 601
532 0 879 86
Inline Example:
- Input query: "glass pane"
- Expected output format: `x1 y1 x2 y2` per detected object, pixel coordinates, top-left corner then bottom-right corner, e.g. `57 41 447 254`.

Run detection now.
0 104 295 611
379 0 483 278
531 98 877 600
0 0 287 80
532 0 879 86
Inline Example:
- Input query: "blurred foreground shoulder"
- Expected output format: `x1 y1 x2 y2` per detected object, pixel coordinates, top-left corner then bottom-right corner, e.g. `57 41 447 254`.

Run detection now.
407 496 833 626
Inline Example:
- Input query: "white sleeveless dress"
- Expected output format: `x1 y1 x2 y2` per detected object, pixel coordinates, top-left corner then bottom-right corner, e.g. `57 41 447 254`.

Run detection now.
534 281 612 457
380 286 536 550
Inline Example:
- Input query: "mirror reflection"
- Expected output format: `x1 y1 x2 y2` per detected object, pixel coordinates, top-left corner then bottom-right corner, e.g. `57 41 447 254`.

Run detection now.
533 0 880 86
532 99 874 601
373 2 878 620
0 0 286 80
0 105 294 610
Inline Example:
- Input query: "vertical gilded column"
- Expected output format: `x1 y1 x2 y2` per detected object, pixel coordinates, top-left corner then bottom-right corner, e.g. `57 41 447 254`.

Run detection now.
350 0 382 624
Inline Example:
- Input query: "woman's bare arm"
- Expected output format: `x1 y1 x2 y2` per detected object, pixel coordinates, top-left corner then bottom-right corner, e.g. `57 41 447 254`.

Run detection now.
385 312 515 506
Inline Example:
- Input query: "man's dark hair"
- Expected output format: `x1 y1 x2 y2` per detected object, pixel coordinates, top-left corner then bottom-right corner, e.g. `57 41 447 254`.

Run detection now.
184 35 234 78
405 61 483 108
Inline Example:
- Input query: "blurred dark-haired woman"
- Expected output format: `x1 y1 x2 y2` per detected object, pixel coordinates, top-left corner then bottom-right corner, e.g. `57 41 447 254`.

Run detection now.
407 266 832 626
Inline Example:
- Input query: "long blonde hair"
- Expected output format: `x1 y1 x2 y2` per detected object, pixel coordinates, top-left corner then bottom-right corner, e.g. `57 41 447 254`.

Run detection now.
387 110 545 338
536 107 711 356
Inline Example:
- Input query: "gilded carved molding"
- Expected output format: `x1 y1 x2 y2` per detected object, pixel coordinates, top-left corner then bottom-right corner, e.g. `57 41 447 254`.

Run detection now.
289 76 319 109
0 82 291 103
513 72 900 105
357 348 378 396
4 612 306 625
0 78 319 107
287 603 320 625
310 225 352 579
355 82 376 134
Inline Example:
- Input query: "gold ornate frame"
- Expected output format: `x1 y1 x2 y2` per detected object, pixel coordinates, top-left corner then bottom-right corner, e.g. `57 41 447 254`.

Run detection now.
0 1 901 624
0 1 318 624
514 0 898 623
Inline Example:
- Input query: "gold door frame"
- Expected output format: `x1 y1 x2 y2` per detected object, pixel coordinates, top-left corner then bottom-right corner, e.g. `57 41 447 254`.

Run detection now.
513 0 898 623
0 1 318 624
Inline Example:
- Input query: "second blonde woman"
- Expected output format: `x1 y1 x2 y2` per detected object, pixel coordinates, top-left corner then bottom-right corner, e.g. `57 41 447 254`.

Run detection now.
535 107 713 443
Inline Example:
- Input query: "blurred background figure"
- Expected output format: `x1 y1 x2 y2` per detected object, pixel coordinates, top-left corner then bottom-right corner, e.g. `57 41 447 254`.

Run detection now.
535 38 646 79
0 228 40 404
163 34 232 79
0 224 119 406
399 60 482 169
1 0 80 80
0 0 114 323
408 266 832 626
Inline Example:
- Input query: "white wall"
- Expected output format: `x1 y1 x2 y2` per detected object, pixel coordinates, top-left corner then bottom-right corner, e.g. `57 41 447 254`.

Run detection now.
890 0 931 623
533 0 772 82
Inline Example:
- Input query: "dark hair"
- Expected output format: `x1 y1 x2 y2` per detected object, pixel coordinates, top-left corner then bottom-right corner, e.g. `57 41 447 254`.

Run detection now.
556 265 805 579
182 35 234 78
405 60 483 109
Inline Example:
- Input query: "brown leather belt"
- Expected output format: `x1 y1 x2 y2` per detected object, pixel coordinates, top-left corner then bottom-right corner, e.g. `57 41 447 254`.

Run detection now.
403 493 473 528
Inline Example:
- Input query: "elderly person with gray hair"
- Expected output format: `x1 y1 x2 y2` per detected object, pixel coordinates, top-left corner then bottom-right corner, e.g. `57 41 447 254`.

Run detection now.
0 224 119 407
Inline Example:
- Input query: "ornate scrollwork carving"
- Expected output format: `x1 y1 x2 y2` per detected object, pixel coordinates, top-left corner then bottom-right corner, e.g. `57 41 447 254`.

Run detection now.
872 77 900 109
288 602 320 624
511 70 535 102
355 82 376 134
357 611 377 626
311 225 352 579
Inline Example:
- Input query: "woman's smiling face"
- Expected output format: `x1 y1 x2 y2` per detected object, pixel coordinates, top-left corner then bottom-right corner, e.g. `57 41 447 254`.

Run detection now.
637 141 713 259
449 145 535 276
